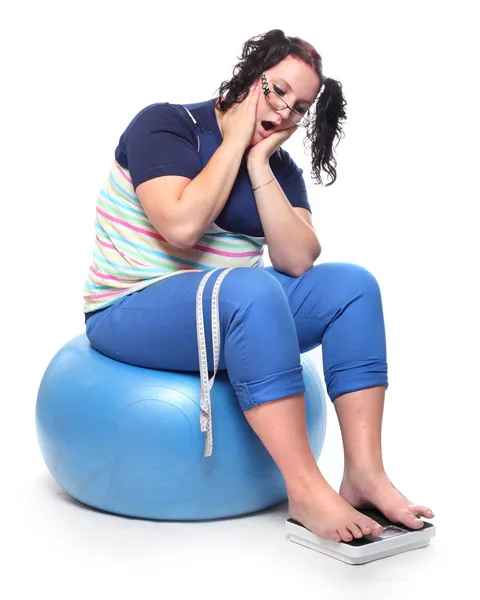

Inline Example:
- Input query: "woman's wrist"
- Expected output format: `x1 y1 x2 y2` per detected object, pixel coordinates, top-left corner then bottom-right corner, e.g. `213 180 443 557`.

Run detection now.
247 161 272 189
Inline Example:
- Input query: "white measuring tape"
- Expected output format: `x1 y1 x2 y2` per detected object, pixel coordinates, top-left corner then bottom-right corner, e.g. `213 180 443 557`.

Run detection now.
196 267 235 457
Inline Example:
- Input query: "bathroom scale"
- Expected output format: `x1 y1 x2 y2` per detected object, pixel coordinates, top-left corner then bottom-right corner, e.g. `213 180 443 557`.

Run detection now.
286 509 435 564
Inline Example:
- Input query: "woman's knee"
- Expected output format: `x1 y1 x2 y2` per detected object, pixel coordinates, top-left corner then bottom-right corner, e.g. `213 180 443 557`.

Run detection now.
309 262 381 299
220 268 300 384
221 267 289 309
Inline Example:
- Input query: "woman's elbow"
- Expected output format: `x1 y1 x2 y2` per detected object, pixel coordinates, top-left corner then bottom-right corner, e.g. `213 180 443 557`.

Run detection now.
168 229 199 250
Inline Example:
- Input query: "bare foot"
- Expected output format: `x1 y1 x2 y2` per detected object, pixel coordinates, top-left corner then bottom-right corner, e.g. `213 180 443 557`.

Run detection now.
288 479 385 543
339 469 435 530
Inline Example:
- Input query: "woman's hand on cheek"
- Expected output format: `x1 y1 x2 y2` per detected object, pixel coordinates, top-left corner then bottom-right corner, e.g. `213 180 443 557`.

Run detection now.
246 126 297 166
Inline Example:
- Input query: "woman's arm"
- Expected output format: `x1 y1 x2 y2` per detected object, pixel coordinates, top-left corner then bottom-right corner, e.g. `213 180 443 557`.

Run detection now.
136 137 245 249
136 86 261 250
248 161 321 277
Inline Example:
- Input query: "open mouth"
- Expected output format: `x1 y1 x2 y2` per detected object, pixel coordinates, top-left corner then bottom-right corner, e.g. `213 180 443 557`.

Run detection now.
261 121 275 133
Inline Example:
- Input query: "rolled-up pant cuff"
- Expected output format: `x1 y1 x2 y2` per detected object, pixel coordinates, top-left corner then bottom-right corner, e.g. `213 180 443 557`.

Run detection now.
232 366 306 412
325 359 389 401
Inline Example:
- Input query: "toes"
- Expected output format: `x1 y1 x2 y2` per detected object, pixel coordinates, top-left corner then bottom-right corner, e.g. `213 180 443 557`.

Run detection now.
358 518 383 536
348 524 364 539
371 521 384 536
409 504 435 519
338 527 354 543
327 529 342 543
399 509 425 529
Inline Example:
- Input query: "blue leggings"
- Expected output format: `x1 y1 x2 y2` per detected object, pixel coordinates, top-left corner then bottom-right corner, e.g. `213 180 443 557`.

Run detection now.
85 262 388 411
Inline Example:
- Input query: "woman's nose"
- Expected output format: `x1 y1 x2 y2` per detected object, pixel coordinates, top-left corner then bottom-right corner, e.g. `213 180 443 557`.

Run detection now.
270 111 284 126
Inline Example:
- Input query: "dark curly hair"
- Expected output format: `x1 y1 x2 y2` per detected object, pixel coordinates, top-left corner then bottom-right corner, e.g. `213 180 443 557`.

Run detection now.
215 29 347 186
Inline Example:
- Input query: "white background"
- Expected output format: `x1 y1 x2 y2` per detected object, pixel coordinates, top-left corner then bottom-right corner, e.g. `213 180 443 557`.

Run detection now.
1 0 478 597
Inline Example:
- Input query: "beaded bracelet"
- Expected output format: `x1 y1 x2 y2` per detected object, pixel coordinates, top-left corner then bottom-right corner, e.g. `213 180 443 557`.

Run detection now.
252 177 274 192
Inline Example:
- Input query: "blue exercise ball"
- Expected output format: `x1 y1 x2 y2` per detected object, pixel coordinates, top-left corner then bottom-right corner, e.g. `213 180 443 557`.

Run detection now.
36 334 327 520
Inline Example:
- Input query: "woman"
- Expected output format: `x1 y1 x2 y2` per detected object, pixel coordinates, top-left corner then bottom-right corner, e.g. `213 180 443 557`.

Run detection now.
83 29 434 543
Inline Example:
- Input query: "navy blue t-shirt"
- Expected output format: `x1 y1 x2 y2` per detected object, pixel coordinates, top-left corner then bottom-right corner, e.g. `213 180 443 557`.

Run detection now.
114 99 311 239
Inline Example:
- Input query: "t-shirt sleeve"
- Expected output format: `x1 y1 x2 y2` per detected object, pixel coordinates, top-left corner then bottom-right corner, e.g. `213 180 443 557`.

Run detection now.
115 103 202 189
273 148 312 213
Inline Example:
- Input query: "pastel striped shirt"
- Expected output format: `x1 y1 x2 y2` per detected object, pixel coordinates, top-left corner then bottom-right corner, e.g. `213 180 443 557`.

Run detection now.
83 159 265 313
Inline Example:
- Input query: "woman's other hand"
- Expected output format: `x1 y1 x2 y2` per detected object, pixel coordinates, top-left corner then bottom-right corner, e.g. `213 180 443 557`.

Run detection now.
221 82 261 151
246 126 296 168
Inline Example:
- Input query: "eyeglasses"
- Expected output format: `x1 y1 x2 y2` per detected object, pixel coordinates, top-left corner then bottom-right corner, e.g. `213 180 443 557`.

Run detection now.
261 73 311 128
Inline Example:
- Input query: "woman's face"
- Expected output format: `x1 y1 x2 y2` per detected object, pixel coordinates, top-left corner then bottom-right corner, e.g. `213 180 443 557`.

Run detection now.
250 55 321 146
